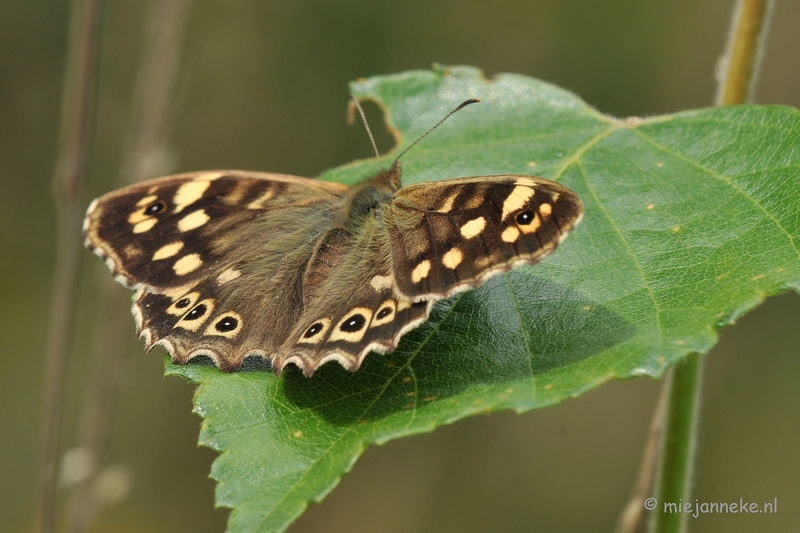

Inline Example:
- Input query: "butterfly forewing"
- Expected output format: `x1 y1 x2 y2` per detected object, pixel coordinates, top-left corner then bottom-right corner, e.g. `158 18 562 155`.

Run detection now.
385 176 583 299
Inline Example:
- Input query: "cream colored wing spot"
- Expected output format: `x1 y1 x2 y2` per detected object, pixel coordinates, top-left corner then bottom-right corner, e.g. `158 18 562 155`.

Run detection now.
459 216 486 239
178 209 210 232
298 318 332 344
221 181 249 205
173 253 203 275
501 225 521 243
172 180 211 214
152 241 184 260
167 291 200 316
474 255 491 270
216 268 241 285
502 186 535 220
123 244 142 259
539 203 552 217
435 192 459 213
411 260 432 283
196 171 224 181
370 299 397 327
204 311 243 338
551 192 560 202
370 274 392 291
174 298 215 331
136 194 159 207
441 247 463 269
132 218 158 233
397 299 413 312
247 189 275 209
519 213 541 234
515 177 536 186
329 307 374 342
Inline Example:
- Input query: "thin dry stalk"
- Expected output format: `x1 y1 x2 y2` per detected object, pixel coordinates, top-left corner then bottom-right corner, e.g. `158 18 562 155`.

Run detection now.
66 1 193 531
36 1 105 532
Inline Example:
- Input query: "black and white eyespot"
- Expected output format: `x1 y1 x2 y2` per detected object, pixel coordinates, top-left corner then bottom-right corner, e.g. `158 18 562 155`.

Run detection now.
203 311 243 338
340 313 367 333
297 318 332 345
330 307 373 342
216 316 238 332
144 201 167 215
369 299 397 328
174 298 215 331
305 323 324 338
166 291 200 316
185 304 207 320
515 210 535 225
370 299 397 328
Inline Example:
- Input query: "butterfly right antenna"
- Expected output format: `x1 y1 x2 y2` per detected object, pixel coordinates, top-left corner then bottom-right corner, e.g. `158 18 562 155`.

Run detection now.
393 98 480 163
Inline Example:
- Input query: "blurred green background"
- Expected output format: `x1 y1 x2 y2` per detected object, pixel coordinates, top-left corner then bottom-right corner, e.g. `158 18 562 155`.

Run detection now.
2 1 799 532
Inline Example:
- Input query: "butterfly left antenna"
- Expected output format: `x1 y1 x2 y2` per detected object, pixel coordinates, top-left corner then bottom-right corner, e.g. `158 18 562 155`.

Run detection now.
350 95 384 171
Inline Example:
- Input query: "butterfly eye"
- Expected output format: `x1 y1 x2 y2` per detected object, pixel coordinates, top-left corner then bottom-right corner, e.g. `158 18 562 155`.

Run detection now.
215 316 239 332
340 314 367 333
184 304 207 320
175 297 192 309
376 307 392 319
515 210 535 225
145 201 166 215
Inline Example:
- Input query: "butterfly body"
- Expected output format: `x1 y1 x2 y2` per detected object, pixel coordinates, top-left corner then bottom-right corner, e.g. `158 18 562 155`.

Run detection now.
84 161 582 376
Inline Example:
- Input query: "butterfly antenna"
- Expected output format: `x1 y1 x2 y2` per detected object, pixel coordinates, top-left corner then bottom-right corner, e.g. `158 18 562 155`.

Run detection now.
350 95 384 171
394 98 480 163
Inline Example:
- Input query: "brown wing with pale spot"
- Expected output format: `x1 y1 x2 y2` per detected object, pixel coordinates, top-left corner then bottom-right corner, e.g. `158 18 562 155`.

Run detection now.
84 171 350 371
84 170 349 291
386 175 583 299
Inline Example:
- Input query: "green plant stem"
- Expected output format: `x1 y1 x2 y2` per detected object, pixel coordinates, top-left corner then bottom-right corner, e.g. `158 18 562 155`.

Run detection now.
649 354 703 533
715 0 774 105
36 0 104 532
649 3 774 532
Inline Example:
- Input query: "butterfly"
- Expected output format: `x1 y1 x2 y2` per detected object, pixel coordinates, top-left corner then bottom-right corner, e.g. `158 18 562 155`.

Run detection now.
83 103 583 377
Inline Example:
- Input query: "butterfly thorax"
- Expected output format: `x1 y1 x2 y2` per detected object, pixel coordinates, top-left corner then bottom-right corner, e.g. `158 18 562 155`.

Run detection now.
341 162 402 228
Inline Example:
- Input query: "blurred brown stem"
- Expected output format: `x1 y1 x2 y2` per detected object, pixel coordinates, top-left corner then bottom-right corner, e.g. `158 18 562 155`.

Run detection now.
614 374 670 533
67 1 193 531
36 1 105 532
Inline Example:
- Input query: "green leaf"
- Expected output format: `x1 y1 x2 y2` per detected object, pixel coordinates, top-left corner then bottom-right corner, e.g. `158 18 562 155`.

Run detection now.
166 66 800 532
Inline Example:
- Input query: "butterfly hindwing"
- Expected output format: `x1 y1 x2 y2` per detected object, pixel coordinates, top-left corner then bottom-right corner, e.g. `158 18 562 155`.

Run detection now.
270 225 431 375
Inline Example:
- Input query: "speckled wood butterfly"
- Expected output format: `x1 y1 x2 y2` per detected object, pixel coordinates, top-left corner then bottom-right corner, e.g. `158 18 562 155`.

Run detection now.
84 101 583 376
